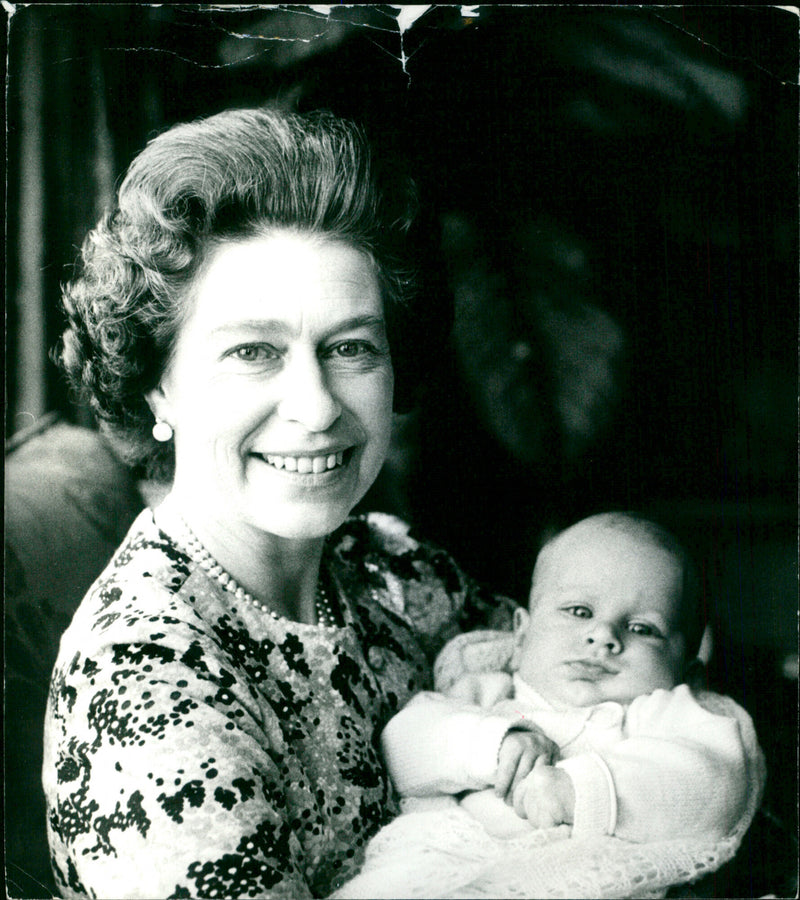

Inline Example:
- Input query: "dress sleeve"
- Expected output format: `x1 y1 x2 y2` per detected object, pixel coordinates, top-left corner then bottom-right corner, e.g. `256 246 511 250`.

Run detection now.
359 513 517 663
556 685 764 843
44 623 317 899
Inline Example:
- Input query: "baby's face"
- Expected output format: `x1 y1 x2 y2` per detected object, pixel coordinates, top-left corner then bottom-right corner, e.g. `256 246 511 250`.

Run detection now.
512 521 688 708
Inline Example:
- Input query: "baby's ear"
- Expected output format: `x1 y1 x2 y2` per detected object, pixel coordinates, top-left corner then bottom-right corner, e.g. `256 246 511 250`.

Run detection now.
510 607 530 672
683 657 708 693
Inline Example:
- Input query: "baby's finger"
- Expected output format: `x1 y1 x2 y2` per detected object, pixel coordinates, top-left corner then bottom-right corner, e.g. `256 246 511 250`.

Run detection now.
540 738 558 765
512 779 529 819
508 748 536 796
494 745 521 799
533 753 549 772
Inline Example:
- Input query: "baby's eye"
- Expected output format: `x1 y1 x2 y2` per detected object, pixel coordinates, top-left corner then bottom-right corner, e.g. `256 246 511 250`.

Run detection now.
564 605 592 619
228 344 279 363
627 622 663 638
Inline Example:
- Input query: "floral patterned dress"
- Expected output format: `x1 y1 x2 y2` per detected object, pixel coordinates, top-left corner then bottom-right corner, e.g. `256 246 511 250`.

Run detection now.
43 509 514 899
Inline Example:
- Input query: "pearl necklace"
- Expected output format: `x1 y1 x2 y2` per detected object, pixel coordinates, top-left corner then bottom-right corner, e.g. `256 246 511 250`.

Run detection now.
176 519 341 630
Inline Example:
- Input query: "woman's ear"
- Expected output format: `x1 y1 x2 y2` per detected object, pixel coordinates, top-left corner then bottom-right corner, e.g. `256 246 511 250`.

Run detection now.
510 607 531 672
145 386 171 425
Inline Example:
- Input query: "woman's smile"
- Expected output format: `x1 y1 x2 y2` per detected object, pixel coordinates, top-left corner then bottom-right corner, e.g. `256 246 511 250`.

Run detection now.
248 445 355 480
256 450 346 474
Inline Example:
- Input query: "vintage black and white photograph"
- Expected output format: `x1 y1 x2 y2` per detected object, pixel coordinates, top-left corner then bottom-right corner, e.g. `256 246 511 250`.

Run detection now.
5 5 798 899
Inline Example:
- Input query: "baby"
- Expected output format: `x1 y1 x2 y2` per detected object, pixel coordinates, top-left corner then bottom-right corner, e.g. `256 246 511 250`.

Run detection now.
335 513 764 899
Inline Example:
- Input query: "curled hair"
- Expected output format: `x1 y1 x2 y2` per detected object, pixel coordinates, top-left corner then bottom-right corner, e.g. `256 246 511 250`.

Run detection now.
59 106 419 479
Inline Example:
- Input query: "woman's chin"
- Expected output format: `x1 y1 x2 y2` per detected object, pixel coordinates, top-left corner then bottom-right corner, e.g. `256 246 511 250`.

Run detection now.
169 490 356 545
243 491 365 541
260 509 351 541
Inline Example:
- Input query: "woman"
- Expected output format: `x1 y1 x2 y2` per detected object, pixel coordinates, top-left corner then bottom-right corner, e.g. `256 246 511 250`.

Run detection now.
42 107 514 899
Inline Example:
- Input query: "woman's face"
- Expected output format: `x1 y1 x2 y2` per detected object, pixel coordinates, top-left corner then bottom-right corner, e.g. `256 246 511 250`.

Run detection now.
149 230 394 541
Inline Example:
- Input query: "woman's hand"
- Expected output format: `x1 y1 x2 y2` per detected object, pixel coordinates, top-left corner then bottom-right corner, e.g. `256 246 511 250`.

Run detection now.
512 756 576 828
494 728 558 802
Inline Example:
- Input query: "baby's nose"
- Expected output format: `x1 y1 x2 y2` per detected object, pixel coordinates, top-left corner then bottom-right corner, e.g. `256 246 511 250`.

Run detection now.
585 621 622 654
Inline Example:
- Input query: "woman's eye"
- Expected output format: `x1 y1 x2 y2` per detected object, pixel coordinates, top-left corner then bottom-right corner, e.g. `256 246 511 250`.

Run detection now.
565 606 592 619
229 345 278 363
330 340 374 359
325 340 385 363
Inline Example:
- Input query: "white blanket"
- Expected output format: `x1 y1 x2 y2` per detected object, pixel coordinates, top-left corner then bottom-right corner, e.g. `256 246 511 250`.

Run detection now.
333 793 756 899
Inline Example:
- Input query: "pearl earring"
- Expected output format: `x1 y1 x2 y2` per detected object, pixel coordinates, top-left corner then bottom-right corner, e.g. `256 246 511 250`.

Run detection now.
152 419 173 442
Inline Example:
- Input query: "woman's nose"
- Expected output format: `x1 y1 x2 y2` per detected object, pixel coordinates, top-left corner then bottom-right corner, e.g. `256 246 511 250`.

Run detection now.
276 356 342 432
585 621 623 654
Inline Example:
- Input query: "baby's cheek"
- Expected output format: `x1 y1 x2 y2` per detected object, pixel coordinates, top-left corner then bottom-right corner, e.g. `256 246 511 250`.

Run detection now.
650 653 684 689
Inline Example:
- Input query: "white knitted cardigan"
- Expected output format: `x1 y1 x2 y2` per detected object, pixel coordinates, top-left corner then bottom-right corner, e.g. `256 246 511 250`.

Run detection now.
333 630 766 900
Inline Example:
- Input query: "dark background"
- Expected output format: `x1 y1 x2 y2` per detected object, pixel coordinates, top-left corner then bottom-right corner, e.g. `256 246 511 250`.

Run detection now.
5 5 798 897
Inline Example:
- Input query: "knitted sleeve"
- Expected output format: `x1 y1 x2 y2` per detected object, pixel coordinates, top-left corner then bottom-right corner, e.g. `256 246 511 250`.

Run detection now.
381 686 536 797
558 685 764 843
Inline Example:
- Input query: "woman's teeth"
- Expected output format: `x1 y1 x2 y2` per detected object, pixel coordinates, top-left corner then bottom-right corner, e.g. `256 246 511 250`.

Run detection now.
264 452 344 473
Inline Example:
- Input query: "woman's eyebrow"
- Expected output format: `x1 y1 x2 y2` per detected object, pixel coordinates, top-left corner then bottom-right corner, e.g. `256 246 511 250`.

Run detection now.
209 320 290 338
327 314 387 335
209 315 386 338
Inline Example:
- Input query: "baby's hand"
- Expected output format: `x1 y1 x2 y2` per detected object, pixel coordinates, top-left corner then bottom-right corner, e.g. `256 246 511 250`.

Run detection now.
512 756 576 829
494 728 558 802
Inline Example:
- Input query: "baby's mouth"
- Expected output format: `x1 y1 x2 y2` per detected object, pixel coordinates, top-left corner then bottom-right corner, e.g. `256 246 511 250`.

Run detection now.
253 449 351 474
567 660 618 678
